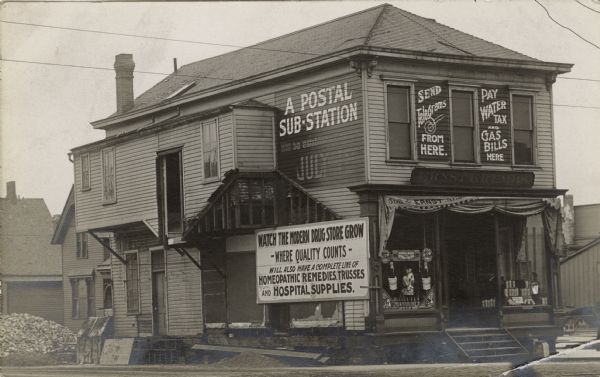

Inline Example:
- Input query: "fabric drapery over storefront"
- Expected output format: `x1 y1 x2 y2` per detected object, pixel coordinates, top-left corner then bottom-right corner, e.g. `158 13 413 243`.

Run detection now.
379 195 563 257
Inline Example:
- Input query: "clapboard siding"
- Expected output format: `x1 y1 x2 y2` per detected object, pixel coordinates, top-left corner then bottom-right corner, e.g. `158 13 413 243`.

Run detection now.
307 187 360 218
61 218 109 332
235 108 275 170
367 59 556 189
75 112 236 232
344 300 367 330
166 249 203 336
561 242 600 308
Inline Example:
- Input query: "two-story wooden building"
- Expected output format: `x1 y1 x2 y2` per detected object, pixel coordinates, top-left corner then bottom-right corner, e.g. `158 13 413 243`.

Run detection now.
70 4 572 363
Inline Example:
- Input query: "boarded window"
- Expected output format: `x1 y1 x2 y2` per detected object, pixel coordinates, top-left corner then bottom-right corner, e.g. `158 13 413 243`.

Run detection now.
202 119 219 179
452 91 475 162
76 232 88 259
387 85 412 159
160 151 183 235
227 253 263 324
125 253 140 313
102 147 116 204
81 154 91 191
513 95 534 165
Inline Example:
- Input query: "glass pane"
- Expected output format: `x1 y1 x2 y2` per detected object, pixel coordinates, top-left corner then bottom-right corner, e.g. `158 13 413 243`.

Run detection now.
514 130 533 164
389 122 411 159
454 126 474 162
513 96 532 130
452 91 473 127
387 86 410 123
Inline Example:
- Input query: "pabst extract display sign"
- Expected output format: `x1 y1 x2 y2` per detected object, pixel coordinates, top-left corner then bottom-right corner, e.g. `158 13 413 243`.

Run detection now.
479 86 511 163
275 77 363 188
256 218 369 304
415 81 450 161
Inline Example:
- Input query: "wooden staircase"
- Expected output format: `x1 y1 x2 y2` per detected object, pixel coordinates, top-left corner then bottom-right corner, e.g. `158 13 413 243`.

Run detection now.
446 328 530 364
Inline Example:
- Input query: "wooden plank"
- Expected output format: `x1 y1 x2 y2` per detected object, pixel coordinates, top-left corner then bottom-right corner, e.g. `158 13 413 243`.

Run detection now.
191 344 323 360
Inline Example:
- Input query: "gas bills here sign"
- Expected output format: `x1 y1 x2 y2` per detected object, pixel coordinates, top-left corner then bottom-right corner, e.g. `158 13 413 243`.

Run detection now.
255 218 370 304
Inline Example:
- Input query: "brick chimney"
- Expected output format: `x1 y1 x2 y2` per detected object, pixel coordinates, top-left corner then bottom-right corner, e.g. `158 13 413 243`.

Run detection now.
114 54 135 113
6 181 17 203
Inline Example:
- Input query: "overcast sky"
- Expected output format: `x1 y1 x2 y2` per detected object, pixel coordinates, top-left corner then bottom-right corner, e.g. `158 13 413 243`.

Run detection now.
1 0 599 214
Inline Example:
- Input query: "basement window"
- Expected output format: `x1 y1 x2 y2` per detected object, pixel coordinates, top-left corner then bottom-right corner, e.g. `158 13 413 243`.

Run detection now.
159 150 183 236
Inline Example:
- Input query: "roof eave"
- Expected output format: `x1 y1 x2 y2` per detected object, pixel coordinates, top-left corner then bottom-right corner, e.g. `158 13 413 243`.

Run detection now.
90 47 572 130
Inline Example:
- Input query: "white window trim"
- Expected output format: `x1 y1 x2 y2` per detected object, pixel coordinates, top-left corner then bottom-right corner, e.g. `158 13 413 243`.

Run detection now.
101 146 117 205
384 81 417 162
449 86 480 165
510 90 538 167
81 153 91 191
201 117 221 183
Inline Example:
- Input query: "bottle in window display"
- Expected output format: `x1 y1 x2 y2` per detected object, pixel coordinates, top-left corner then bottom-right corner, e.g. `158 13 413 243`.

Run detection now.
387 261 398 294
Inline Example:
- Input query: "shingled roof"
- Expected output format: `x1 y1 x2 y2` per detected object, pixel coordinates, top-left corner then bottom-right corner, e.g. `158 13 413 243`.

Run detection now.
114 4 540 118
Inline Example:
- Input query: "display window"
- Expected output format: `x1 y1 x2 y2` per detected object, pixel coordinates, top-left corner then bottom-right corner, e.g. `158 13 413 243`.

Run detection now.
498 214 548 307
381 213 436 312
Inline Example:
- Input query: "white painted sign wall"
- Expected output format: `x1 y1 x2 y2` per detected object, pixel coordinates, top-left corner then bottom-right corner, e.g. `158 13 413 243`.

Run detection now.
256 218 369 304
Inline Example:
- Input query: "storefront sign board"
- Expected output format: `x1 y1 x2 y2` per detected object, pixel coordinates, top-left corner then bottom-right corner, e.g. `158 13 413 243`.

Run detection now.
411 168 534 188
256 218 369 304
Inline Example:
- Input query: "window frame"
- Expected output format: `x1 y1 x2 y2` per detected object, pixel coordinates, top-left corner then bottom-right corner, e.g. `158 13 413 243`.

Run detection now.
76 232 89 259
158 148 184 237
450 87 480 164
71 277 93 319
125 251 141 314
80 153 91 191
384 81 417 161
201 118 220 182
101 146 117 204
510 91 537 166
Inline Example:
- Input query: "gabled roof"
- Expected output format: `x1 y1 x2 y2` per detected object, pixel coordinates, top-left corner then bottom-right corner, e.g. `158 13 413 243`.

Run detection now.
51 185 74 245
98 4 566 125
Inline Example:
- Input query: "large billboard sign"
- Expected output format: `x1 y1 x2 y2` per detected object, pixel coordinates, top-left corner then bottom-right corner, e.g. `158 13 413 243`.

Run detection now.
275 76 364 188
256 218 370 304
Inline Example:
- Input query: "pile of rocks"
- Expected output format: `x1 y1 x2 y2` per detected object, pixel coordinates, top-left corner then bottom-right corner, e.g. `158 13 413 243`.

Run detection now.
0 313 76 358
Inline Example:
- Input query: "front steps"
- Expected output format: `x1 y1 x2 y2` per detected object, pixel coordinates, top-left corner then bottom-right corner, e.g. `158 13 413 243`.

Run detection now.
446 328 530 364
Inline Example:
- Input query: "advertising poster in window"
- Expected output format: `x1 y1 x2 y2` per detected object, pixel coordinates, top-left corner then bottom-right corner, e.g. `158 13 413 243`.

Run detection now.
415 81 450 161
256 218 369 304
275 75 363 188
478 86 512 164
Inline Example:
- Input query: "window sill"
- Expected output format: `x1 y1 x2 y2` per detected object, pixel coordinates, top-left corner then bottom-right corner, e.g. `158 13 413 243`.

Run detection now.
450 162 482 167
385 159 419 165
102 201 117 206
512 164 541 170
126 311 141 316
81 187 91 192
203 176 221 184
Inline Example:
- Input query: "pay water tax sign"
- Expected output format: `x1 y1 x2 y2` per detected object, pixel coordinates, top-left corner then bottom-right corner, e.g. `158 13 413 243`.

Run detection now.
256 218 369 304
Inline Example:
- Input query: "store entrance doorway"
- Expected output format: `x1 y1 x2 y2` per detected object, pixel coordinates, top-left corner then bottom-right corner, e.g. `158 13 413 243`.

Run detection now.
445 213 499 328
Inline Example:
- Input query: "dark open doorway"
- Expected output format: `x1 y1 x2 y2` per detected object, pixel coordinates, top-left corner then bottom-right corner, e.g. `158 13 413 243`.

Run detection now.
445 213 499 328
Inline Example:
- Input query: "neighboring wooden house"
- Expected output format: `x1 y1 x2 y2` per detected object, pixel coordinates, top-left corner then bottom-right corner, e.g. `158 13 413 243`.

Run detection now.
70 4 572 362
51 186 114 332
560 202 600 309
0 181 63 324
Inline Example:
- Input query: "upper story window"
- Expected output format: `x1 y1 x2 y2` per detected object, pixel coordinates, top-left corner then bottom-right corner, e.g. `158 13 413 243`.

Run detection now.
81 154 91 191
387 85 412 160
202 119 219 180
100 237 111 261
512 95 534 165
76 232 88 259
158 150 183 236
102 147 116 204
451 90 476 163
